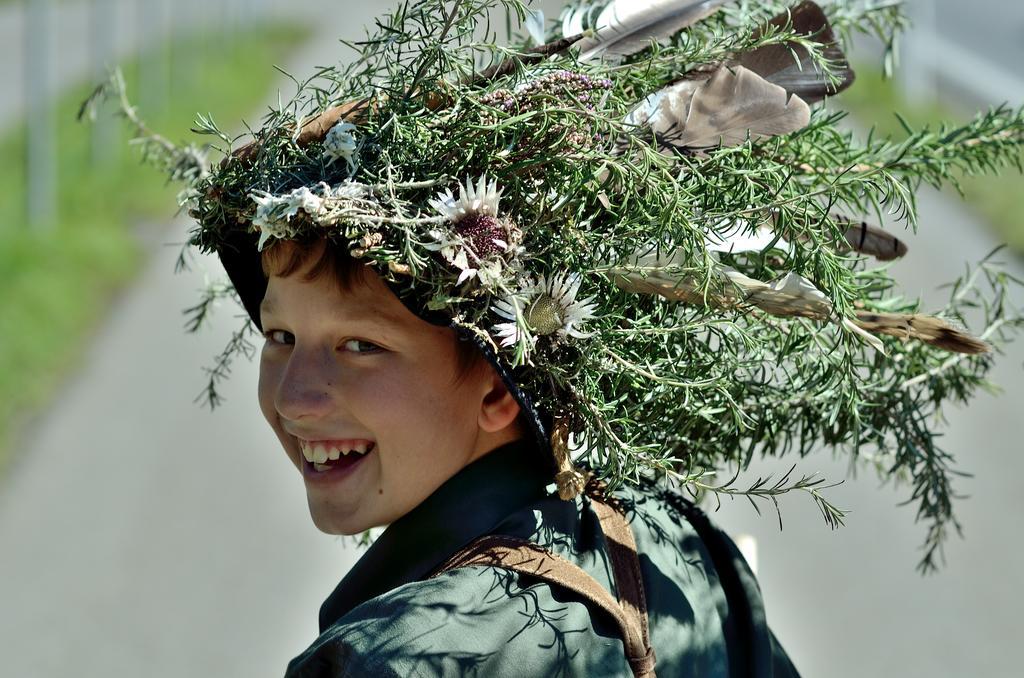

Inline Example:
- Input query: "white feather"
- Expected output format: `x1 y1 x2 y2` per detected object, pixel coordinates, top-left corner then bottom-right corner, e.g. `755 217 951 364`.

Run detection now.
562 2 602 37
562 9 583 38
576 0 728 62
842 317 887 353
525 10 546 46
594 0 658 30
705 218 791 255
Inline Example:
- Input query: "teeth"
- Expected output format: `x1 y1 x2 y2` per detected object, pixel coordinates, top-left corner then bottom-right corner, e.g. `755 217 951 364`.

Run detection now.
313 463 331 472
298 439 376 462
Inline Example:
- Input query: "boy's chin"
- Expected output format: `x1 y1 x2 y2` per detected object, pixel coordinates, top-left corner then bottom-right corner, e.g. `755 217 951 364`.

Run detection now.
308 507 378 536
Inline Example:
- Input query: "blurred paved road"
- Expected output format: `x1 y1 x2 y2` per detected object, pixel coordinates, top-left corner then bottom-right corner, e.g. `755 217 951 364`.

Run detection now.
0 217 361 677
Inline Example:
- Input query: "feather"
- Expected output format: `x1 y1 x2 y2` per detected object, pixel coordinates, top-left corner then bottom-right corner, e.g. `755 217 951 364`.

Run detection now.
836 215 908 260
607 247 989 354
703 213 904 261
841 317 887 353
562 7 584 38
608 246 717 303
608 247 830 319
852 311 990 354
525 9 546 46
748 271 832 318
704 217 791 254
762 209 907 261
574 0 728 62
630 65 811 150
561 2 604 38
736 1 854 103
608 246 740 306
227 98 372 166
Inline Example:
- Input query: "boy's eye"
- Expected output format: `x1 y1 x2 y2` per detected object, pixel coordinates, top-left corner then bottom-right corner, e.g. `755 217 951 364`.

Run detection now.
265 329 294 345
342 339 382 354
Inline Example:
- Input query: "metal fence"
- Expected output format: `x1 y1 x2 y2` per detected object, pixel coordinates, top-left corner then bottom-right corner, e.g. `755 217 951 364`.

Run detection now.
14 0 279 230
901 0 1024 108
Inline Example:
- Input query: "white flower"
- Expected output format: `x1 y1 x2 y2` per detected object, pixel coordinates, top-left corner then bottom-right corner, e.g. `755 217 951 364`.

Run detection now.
491 298 535 351
330 179 368 200
491 272 598 348
292 186 323 214
251 186 325 251
429 175 503 223
322 121 359 172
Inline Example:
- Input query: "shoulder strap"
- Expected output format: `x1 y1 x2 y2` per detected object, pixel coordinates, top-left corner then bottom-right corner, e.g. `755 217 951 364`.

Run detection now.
429 494 656 678
589 494 654 668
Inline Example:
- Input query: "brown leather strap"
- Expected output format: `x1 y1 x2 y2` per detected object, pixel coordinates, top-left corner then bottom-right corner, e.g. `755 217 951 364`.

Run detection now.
430 494 656 677
589 493 656 677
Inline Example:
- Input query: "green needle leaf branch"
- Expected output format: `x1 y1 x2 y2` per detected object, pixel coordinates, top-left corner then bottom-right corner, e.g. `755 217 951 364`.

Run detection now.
83 0 1024 573
684 463 849 532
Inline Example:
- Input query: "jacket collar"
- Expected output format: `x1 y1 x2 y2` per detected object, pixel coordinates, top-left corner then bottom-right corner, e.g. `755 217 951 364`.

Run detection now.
317 438 551 631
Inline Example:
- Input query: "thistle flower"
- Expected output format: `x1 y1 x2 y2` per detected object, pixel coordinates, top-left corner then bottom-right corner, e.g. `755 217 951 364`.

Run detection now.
427 175 520 288
424 229 506 287
430 174 503 224
429 175 507 255
491 272 599 348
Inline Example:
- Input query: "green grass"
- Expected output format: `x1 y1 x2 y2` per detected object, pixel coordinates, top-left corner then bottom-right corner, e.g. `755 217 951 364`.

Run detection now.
838 63 1024 253
0 22 310 474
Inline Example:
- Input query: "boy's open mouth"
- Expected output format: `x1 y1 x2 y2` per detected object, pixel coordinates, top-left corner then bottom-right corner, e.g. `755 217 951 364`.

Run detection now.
298 439 376 475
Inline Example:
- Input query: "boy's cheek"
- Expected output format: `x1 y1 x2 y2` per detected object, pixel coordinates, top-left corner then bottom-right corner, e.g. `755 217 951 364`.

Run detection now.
257 359 284 429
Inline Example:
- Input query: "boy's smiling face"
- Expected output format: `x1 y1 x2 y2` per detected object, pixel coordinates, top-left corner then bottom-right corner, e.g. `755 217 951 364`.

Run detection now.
257 241 522 534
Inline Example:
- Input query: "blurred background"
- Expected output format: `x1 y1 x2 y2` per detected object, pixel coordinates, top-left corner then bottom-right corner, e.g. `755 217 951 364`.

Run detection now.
0 0 1020 675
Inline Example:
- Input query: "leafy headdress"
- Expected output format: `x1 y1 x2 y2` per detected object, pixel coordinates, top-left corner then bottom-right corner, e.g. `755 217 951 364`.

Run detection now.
84 0 1024 572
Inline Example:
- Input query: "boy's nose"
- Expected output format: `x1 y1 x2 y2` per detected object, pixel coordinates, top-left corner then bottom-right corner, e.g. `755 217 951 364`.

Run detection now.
274 347 339 421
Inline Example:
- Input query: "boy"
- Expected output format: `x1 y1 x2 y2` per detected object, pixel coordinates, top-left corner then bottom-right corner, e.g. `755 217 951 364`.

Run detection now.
96 0 1020 674
252 238 801 676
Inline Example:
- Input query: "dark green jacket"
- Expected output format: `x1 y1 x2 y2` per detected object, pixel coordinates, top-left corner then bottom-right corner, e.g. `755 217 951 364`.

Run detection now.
286 440 800 677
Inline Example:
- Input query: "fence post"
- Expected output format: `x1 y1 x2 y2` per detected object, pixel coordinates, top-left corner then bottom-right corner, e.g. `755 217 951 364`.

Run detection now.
25 0 56 231
901 0 938 105
90 0 118 166
138 0 170 116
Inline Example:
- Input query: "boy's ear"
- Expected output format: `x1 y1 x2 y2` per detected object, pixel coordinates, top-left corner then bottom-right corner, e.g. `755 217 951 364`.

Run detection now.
478 369 522 434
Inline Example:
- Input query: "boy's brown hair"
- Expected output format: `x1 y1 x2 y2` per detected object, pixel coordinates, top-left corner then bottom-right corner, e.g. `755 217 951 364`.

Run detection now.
259 237 486 385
